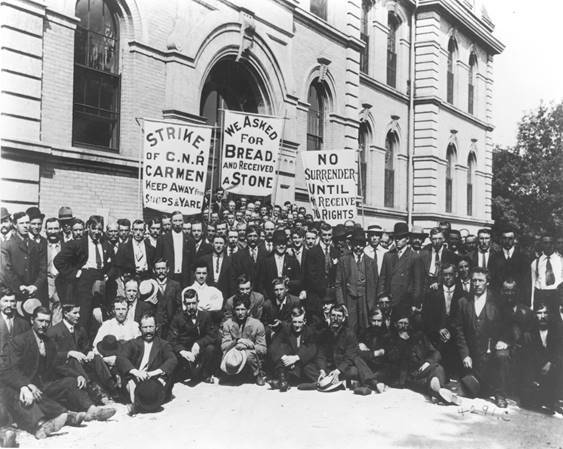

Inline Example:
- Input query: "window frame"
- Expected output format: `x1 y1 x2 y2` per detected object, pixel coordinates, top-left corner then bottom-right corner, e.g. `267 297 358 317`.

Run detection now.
446 37 457 105
306 80 325 152
384 131 396 208
386 12 399 88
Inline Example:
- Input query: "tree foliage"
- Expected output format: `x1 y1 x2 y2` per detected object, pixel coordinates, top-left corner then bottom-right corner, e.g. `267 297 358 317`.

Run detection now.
492 101 563 239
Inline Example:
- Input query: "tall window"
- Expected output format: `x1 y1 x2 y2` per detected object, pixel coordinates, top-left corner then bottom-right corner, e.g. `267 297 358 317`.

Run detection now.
467 152 476 216
73 0 120 151
445 144 456 213
360 3 369 74
307 81 324 151
310 0 327 20
358 123 368 201
384 131 396 208
387 12 399 88
447 37 456 104
468 53 477 114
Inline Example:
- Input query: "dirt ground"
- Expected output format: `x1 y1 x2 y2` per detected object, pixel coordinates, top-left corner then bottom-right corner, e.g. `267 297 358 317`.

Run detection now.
16 382 563 449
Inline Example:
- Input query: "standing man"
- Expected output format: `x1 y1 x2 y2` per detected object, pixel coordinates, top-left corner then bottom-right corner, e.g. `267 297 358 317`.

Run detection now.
201 235 234 300
470 228 500 274
419 228 458 291
489 226 530 295
335 230 379 335
363 225 386 276
455 267 510 408
117 219 131 247
377 222 424 309
105 222 120 255
155 211 195 287
145 218 161 250
192 220 212 261
45 218 63 324
0 287 30 370
71 220 85 241
531 234 562 311
259 220 276 255
151 258 182 339
456 256 472 295
1 212 47 304
0 207 12 243
223 274 264 321
225 230 239 257
232 226 266 285
116 219 155 280
58 207 74 244
26 207 45 246
54 215 115 337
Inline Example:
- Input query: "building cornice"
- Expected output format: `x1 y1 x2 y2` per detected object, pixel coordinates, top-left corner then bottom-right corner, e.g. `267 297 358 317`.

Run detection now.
414 95 494 131
417 0 505 55
360 73 409 104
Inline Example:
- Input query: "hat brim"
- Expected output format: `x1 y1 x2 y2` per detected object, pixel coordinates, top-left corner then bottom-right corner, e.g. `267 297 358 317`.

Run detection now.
318 380 346 392
135 379 165 412
220 348 248 375
96 340 122 357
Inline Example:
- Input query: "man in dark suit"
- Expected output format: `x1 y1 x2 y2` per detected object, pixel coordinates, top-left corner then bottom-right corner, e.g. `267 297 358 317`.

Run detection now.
455 267 510 408
54 215 115 337
2 307 115 437
124 279 153 324
46 303 116 397
377 222 424 309
488 226 530 298
192 220 212 261
470 228 502 284
0 211 47 304
168 288 219 384
152 258 182 339
258 220 276 256
115 219 155 280
422 263 463 377
145 218 161 250
335 229 378 335
232 225 267 285
210 188 227 216
26 207 48 304
117 312 177 414
268 305 318 391
303 223 340 320
155 211 195 287
262 277 301 340
201 235 235 300
257 230 301 301
0 287 29 370
223 274 264 321
117 218 131 247
519 303 563 413
419 228 459 291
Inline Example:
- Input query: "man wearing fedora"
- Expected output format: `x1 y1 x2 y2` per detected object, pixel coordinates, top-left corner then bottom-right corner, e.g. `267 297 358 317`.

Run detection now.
1 211 47 305
117 312 177 414
377 222 424 310
54 215 116 338
115 219 155 281
455 267 510 408
220 294 267 385
168 288 219 384
0 207 12 243
57 207 74 244
335 229 379 336
303 223 340 321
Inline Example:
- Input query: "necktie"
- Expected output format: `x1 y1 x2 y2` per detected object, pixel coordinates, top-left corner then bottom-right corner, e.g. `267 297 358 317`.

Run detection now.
37 337 46 356
480 251 486 269
267 242 272 253
252 248 257 263
356 255 361 267
95 243 102 269
546 256 555 286
324 246 331 274
6 318 12 334
434 251 440 275
216 256 220 275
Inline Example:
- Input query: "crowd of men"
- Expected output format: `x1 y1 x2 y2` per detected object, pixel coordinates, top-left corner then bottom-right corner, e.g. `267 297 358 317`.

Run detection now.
0 188 562 444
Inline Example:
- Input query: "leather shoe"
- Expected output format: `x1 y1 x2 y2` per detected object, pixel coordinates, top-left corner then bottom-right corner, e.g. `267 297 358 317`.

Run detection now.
85 405 116 422
66 411 86 426
495 395 508 409
35 413 67 439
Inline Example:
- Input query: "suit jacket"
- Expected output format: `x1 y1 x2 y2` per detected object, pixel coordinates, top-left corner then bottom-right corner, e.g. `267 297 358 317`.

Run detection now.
470 248 502 278
2 329 80 390
115 239 155 277
201 253 235 299
269 323 317 365
257 253 302 300
168 310 218 354
303 244 340 299
0 314 29 369
223 291 264 321
387 330 441 379
291 247 309 271
315 326 360 374
422 286 463 345
154 278 182 339
231 246 267 284
419 247 459 281
46 321 90 378
262 294 301 326
488 248 530 294
53 235 115 282
377 247 424 307
116 336 177 377
335 253 378 311
454 291 505 361
155 231 195 285
0 234 47 298
194 240 213 261
521 325 562 372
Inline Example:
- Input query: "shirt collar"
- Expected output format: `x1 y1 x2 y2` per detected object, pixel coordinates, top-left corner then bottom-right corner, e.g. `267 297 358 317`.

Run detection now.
443 284 455 293
63 319 74 333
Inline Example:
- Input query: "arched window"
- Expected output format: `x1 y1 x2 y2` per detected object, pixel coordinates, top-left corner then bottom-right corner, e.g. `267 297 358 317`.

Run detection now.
310 0 327 21
468 53 477 114
445 144 456 213
447 37 457 104
467 152 476 216
200 58 267 189
384 131 397 208
307 81 325 151
387 12 399 88
73 0 120 151
359 2 370 74
358 123 369 201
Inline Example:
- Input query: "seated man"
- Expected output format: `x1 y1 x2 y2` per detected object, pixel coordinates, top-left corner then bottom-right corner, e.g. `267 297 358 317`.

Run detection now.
2 307 115 439
386 307 451 402
220 294 267 385
358 307 390 382
519 303 562 414
315 304 381 391
168 288 219 384
262 277 300 340
116 313 177 415
46 303 117 400
223 274 264 321
268 305 318 392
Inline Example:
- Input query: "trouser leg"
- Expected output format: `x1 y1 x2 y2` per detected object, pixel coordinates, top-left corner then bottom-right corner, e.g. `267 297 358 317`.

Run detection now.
43 378 93 412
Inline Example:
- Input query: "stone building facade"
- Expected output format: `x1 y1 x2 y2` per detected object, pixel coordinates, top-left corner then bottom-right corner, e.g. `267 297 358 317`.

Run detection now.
0 0 503 231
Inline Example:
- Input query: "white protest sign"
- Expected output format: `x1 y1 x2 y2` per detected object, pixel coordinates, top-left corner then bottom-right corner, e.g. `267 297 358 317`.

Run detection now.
142 119 212 215
301 150 358 225
221 110 283 196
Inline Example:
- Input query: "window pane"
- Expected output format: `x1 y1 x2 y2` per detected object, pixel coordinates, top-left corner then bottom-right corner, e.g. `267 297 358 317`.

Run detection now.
310 0 327 20
307 82 323 151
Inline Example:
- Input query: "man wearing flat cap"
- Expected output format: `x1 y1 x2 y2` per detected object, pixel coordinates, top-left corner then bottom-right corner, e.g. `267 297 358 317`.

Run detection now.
377 222 424 309
335 229 378 335
58 207 74 244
